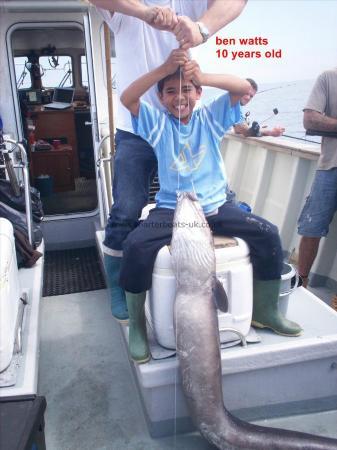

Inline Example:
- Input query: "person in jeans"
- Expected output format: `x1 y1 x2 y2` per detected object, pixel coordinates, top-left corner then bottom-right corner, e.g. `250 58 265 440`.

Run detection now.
297 69 337 290
89 0 248 322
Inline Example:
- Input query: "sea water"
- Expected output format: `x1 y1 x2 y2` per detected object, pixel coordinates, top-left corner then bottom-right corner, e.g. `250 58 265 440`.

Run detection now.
202 79 321 144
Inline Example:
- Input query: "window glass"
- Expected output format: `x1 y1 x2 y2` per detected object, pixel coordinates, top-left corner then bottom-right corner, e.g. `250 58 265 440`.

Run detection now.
14 56 32 89
80 55 88 87
81 55 116 89
39 55 73 88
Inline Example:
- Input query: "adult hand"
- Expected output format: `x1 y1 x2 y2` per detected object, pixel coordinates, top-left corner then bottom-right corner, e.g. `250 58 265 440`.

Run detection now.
173 16 203 49
267 126 285 137
163 49 189 75
144 6 178 31
182 60 203 85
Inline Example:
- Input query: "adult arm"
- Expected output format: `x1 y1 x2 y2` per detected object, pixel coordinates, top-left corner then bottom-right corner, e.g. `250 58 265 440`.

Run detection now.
261 126 285 137
303 71 337 133
234 122 285 137
88 0 178 30
234 122 250 136
303 109 337 133
175 0 248 48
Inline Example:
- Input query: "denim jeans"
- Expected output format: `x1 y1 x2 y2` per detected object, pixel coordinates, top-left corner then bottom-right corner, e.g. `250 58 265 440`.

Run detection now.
298 168 337 237
120 202 283 293
103 130 158 251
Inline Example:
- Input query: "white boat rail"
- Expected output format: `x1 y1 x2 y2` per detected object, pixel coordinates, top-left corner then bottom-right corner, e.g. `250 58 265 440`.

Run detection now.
221 133 336 288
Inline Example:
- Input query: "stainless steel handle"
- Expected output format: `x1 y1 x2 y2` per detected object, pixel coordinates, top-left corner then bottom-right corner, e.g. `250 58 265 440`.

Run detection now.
279 269 300 297
218 327 247 347
3 139 34 246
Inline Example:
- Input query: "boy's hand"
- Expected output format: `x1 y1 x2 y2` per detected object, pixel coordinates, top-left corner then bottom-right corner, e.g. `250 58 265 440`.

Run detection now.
163 49 189 75
182 60 203 85
173 16 203 49
144 6 178 31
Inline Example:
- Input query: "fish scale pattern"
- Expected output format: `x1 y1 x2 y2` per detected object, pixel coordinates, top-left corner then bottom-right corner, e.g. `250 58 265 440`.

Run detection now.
43 247 106 296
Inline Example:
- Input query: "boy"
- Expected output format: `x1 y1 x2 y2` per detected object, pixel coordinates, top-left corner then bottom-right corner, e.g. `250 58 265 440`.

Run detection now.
120 50 302 363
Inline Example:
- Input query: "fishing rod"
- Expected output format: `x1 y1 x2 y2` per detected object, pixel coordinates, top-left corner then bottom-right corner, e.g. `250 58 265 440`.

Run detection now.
246 107 327 143
257 82 297 95
282 134 320 144
306 129 337 138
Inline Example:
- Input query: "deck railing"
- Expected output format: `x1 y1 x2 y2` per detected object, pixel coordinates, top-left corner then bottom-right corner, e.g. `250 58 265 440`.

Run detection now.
221 134 337 290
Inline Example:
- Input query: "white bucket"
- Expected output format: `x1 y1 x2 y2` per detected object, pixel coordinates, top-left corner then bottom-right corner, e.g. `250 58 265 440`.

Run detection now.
148 237 253 349
279 263 299 317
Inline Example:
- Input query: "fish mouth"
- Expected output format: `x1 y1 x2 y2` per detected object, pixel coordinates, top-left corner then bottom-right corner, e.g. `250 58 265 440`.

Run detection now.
175 191 208 231
177 191 198 202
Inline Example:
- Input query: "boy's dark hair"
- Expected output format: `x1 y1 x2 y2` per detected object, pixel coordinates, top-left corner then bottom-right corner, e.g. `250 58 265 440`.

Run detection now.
157 68 200 93
246 78 258 92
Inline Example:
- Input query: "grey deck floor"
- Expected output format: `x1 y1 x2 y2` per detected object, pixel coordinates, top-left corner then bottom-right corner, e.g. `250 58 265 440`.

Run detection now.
38 288 337 450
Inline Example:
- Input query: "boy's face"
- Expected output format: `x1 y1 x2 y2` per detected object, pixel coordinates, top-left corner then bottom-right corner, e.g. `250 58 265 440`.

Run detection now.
158 77 202 124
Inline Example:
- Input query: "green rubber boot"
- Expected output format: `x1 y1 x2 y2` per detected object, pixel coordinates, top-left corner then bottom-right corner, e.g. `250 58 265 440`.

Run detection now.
251 279 302 337
103 254 128 323
126 291 150 364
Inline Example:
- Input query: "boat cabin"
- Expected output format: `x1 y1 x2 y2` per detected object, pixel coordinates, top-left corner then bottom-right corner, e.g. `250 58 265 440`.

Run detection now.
13 26 97 214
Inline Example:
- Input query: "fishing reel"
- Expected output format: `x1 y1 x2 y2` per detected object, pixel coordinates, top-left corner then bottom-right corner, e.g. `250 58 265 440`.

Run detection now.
245 108 279 137
247 121 262 137
244 112 261 137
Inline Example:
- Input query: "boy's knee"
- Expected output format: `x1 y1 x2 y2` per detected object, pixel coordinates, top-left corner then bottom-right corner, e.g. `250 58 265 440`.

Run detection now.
269 222 281 241
265 223 282 250
123 232 144 260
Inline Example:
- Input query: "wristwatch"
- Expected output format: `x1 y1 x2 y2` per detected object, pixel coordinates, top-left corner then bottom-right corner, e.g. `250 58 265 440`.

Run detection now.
196 21 210 43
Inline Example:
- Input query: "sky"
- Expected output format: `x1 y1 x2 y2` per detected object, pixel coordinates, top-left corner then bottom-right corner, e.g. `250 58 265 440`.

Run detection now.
192 0 337 83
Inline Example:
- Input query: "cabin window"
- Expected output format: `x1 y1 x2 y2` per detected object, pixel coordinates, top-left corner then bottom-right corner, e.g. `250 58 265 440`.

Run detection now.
39 55 73 88
81 55 116 89
14 56 32 89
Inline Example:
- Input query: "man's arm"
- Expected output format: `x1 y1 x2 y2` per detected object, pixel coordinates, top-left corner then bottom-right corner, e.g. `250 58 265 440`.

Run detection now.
88 0 148 17
121 50 188 116
303 109 337 133
174 0 247 48
234 122 285 138
261 126 285 137
88 0 178 30
234 122 250 137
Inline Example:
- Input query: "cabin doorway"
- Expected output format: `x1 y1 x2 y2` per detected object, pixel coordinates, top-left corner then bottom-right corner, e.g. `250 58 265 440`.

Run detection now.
10 23 98 216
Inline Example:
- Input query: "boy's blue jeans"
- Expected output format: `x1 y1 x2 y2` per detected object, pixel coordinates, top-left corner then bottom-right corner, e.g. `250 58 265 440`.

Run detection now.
120 203 284 294
103 130 157 251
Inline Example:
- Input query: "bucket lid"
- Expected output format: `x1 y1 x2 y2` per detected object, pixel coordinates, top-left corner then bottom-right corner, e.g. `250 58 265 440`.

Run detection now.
281 263 296 280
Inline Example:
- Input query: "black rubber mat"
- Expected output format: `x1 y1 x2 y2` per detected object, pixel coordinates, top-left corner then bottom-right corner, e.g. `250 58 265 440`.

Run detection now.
43 247 106 297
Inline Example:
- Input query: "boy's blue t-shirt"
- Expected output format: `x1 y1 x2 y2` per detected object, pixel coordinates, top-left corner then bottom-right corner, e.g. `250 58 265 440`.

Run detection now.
132 93 241 214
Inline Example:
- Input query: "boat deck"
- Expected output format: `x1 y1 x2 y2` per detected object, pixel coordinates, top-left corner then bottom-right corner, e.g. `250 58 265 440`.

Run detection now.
38 287 337 450
3 234 336 449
